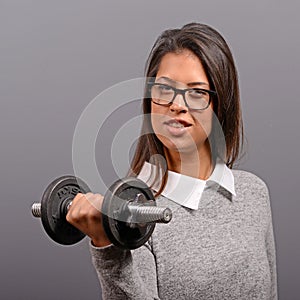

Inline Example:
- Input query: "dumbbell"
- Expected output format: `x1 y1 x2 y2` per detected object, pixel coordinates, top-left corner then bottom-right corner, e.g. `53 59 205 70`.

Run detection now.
31 175 172 249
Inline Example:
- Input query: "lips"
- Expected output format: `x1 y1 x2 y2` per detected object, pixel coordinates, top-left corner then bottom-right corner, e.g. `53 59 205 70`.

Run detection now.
164 118 192 128
162 118 192 137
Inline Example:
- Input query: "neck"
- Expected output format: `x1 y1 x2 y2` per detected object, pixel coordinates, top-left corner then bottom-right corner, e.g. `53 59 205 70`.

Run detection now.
164 141 213 180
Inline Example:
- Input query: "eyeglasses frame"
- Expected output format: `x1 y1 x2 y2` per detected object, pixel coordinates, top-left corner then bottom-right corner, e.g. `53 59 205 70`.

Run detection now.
147 82 217 111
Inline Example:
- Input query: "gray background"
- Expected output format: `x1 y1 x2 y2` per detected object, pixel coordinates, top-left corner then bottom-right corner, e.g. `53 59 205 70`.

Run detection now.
1 0 299 299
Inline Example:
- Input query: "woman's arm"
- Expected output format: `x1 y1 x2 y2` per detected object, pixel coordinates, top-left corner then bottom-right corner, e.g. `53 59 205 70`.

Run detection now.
264 184 278 300
90 240 160 300
265 206 278 299
66 192 160 299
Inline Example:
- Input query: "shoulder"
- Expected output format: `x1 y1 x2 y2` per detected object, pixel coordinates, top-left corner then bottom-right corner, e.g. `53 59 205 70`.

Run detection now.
232 169 268 189
231 169 270 201
231 169 273 230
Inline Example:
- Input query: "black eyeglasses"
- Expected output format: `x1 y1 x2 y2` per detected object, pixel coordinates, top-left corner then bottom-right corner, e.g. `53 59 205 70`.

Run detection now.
148 82 216 110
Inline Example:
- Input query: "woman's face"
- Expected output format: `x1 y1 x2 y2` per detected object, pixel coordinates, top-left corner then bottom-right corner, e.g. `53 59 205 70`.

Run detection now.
151 49 214 156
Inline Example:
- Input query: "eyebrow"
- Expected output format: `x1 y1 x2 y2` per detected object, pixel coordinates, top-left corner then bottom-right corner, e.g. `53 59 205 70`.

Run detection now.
156 76 209 87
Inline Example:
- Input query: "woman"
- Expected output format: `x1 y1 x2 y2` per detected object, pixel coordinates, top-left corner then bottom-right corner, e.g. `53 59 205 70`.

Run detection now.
67 23 277 299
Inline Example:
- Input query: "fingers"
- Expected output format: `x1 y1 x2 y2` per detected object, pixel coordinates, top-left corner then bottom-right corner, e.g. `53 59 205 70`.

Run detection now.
65 193 111 246
66 193 102 224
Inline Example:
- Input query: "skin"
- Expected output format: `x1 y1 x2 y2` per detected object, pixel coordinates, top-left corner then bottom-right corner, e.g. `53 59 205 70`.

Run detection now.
151 49 214 179
66 192 109 247
66 49 214 247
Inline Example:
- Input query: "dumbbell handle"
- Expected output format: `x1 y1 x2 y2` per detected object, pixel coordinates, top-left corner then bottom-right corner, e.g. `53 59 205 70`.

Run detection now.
31 200 73 218
31 201 172 224
126 202 172 223
31 203 43 217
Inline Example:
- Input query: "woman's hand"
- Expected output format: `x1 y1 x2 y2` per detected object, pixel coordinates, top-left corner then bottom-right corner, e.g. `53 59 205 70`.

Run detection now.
66 193 111 247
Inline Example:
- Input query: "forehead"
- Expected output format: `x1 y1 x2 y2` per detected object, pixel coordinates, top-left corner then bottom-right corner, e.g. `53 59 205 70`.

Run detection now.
156 49 209 86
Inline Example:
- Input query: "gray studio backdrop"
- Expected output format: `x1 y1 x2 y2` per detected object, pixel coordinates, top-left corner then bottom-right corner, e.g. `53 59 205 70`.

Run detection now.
1 0 299 299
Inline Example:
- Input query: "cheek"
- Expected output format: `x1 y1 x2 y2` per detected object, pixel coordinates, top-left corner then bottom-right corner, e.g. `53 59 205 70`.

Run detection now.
193 109 214 137
151 114 164 139
150 104 165 134
150 104 157 131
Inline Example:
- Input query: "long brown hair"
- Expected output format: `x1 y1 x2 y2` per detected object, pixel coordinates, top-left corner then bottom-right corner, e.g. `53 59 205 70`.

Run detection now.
128 22 244 196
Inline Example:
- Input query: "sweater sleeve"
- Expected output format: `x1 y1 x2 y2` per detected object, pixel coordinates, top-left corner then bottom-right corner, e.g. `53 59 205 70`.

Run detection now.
90 240 160 300
266 218 278 300
264 186 278 300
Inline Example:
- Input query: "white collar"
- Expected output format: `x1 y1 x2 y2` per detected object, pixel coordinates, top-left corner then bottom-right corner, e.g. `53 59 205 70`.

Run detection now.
137 158 236 210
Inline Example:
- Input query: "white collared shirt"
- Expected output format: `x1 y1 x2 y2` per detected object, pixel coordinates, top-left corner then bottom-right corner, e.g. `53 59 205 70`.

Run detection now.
137 159 236 210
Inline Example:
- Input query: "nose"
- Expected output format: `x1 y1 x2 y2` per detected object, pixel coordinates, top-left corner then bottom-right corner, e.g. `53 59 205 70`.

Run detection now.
169 94 188 113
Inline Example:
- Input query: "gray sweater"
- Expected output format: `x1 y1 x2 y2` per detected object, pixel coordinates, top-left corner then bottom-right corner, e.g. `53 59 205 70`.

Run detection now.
90 170 277 299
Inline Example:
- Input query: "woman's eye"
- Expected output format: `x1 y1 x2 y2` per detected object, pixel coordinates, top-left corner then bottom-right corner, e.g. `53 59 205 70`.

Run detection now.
158 85 173 93
159 85 172 91
189 89 207 97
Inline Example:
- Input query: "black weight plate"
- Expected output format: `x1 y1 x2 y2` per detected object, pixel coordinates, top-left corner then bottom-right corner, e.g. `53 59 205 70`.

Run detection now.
41 175 90 245
102 177 156 250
